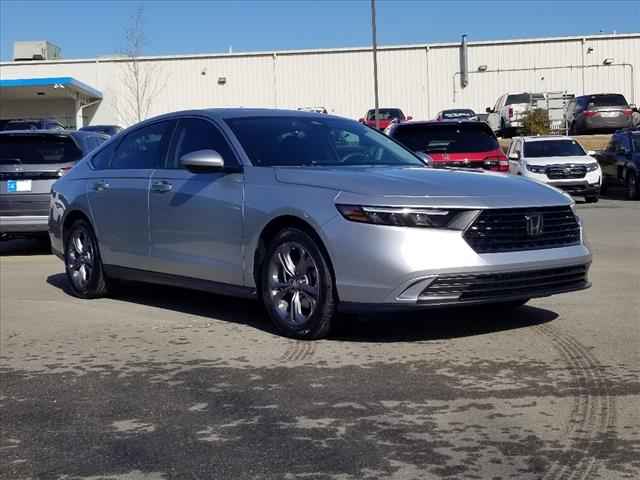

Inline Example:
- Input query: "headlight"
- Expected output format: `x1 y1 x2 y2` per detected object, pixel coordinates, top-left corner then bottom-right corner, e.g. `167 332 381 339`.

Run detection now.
526 163 546 174
336 205 478 230
585 162 600 172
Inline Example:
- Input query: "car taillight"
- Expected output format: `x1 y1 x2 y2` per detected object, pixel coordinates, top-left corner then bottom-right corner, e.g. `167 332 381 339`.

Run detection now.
623 108 632 116
583 110 598 117
508 107 513 118
483 156 509 172
57 167 72 177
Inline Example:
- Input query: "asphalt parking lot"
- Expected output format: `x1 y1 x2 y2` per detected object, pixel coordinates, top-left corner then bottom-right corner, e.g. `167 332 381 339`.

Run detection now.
1 196 639 480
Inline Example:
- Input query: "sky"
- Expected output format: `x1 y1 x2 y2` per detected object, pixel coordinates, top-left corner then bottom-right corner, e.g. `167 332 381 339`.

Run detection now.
1 0 638 61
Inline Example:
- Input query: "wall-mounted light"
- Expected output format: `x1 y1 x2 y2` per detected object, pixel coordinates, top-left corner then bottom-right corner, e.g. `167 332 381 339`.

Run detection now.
587 47 594 53
217 76 227 85
603 57 615 65
477 65 488 72
201 67 207 76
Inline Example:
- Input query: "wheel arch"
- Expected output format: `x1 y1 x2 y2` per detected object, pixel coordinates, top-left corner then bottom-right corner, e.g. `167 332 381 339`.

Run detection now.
62 209 93 245
252 215 337 298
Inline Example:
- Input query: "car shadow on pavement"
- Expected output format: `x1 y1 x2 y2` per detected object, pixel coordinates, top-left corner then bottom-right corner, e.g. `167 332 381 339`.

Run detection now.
47 273 558 342
0 237 51 256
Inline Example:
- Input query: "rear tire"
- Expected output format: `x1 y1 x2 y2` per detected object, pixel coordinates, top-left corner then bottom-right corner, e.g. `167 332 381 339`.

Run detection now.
626 171 639 200
64 219 108 299
585 195 599 203
261 227 336 340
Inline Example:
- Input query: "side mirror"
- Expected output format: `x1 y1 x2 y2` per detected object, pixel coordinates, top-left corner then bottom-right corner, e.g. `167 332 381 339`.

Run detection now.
587 150 596 156
485 107 493 113
508 152 520 160
630 104 637 112
180 149 229 172
406 116 413 121
415 151 433 166
358 118 365 123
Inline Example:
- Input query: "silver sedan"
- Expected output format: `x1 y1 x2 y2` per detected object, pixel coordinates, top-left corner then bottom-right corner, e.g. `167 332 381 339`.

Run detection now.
49 109 591 339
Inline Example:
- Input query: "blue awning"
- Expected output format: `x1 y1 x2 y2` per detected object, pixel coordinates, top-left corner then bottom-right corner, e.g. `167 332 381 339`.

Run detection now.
0 76 102 101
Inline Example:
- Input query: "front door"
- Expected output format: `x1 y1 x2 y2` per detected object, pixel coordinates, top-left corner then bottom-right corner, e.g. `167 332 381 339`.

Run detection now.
148 117 244 286
87 120 174 269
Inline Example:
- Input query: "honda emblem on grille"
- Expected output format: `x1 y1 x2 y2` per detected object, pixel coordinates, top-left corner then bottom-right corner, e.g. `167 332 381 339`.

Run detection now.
525 214 544 236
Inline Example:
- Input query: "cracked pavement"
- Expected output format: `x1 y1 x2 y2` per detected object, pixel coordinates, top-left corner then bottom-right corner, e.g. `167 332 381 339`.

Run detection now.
1 198 639 479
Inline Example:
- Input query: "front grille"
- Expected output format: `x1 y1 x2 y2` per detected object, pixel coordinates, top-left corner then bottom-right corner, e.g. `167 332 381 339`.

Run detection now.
0 171 60 181
546 165 586 179
0 194 50 216
419 265 588 302
464 206 580 253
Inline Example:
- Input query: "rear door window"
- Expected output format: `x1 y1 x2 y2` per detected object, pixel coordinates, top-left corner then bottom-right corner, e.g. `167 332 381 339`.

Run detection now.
0 135 83 165
91 141 116 170
111 121 174 170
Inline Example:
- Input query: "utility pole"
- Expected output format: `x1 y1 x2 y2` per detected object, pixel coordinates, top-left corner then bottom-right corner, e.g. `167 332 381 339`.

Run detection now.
371 0 380 130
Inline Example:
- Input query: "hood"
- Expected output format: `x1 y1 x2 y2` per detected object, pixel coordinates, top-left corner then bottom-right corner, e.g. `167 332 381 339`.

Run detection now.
524 155 596 167
274 166 571 209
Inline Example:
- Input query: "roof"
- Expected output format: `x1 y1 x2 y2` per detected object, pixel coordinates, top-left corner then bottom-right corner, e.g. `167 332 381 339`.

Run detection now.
1 32 638 66
0 76 102 101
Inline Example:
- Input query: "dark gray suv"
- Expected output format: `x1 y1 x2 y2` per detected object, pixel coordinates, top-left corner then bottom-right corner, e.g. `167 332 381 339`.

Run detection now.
0 130 107 240
566 94 633 134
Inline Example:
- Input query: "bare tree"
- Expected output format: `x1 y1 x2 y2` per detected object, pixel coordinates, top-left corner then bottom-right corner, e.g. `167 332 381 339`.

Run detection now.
115 6 166 126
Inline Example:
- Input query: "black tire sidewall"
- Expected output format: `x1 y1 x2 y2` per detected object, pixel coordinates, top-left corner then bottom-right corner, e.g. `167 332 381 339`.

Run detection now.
64 220 106 299
627 172 638 200
260 228 335 339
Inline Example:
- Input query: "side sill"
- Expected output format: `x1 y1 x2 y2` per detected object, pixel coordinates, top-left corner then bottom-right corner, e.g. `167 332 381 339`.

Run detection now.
103 265 257 299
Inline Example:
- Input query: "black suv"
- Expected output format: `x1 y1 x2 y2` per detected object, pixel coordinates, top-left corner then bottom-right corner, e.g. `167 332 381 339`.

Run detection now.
596 129 640 199
566 94 633 135
0 130 108 240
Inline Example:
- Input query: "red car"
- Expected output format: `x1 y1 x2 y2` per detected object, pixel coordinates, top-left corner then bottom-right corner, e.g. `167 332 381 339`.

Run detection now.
385 120 508 172
359 108 411 130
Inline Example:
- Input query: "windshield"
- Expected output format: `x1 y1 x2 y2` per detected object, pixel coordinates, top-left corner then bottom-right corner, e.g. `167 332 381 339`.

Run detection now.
524 139 586 158
587 94 628 107
391 123 499 153
0 135 83 164
225 116 423 167
441 109 476 119
506 94 531 105
366 109 404 121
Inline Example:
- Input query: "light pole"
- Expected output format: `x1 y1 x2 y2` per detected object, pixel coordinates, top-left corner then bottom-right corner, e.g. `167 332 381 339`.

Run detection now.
371 0 380 130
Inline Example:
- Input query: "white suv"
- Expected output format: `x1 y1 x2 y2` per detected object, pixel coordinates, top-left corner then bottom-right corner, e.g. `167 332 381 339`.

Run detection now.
507 136 602 203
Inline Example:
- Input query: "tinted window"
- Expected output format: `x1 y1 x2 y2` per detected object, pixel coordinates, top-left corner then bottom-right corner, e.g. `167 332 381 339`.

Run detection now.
506 94 531 105
524 140 586 158
111 121 173 169
226 116 423 167
91 141 116 170
2 121 41 131
170 118 237 169
86 135 107 152
366 109 404 121
586 94 628 108
0 134 83 164
441 109 476 120
391 123 499 154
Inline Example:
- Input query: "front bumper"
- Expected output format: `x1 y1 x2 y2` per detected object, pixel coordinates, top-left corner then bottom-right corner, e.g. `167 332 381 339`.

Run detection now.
323 215 592 307
523 170 601 196
0 215 49 234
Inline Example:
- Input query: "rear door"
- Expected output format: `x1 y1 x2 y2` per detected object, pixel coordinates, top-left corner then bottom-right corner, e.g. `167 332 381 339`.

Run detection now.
0 133 83 218
87 120 175 269
148 116 244 285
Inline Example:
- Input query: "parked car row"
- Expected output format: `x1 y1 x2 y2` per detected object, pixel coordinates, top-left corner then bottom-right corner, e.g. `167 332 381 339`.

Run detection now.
0 118 123 136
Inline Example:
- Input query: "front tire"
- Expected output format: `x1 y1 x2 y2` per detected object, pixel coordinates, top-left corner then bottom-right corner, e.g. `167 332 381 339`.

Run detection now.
64 219 108 299
261 228 336 340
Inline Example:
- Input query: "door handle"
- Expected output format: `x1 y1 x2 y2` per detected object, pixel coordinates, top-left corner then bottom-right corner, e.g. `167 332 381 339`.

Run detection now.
151 180 173 193
93 180 110 192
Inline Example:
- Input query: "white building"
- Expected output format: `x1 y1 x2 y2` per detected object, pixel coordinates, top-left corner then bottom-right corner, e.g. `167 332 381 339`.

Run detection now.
0 32 638 128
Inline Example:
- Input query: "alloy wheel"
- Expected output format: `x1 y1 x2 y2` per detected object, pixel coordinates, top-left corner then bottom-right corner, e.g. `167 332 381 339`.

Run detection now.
267 241 320 327
66 227 96 292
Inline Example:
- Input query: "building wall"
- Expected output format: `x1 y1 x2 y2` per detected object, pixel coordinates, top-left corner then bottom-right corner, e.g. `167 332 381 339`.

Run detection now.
0 33 638 127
